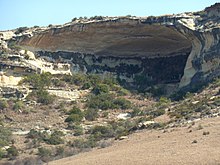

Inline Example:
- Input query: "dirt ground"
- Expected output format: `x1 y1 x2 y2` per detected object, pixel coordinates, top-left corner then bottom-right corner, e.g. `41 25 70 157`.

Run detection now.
49 117 220 165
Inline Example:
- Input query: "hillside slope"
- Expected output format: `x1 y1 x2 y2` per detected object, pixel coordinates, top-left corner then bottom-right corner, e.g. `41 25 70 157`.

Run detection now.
49 117 220 165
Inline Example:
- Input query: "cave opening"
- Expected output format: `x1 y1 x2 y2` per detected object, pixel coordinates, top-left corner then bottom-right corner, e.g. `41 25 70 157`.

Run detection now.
22 23 193 93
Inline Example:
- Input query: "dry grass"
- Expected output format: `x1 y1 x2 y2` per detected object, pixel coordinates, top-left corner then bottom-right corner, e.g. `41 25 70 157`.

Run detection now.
49 117 220 165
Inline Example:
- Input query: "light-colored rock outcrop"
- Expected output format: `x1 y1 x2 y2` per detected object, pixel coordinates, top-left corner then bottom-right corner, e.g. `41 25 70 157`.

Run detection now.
2 3 220 91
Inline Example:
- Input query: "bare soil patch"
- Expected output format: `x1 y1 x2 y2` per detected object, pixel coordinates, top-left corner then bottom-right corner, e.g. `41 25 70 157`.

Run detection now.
49 117 220 165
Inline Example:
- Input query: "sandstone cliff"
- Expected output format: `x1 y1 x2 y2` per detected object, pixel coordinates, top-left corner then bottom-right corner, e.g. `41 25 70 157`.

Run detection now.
3 3 220 92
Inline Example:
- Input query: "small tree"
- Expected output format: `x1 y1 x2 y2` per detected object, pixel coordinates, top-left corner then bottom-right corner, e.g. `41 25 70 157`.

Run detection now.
46 130 64 145
36 90 54 105
38 147 51 157
13 101 24 111
65 106 84 123
85 109 98 121
92 84 109 95
74 125 84 136
0 100 8 110
6 146 18 158
0 126 12 147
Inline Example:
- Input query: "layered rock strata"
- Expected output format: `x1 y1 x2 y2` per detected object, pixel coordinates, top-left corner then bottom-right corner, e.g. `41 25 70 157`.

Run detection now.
4 3 220 91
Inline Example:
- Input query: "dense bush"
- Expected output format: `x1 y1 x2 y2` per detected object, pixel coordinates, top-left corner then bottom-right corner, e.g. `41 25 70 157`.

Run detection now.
92 84 109 95
38 147 52 157
62 74 87 86
84 109 98 121
117 88 130 96
71 138 96 149
81 82 92 90
87 93 115 110
131 108 143 117
6 146 18 158
15 27 28 34
27 129 64 145
45 130 64 145
0 100 8 110
13 101 24 111
113 98 132 110
74 125 84 136
110 120 137 138
21 72 52 90
36 90 54 105
55 146 64 156
150 109 165 117
65 106 84 123
87 93 132 110
26 89 55 105
0 126 12 147
89 125 114 140
0 149 5 160
90 16 103 20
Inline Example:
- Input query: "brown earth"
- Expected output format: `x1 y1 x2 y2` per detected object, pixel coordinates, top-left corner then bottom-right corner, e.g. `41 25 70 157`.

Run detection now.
49 117 220 165
19 22 191 58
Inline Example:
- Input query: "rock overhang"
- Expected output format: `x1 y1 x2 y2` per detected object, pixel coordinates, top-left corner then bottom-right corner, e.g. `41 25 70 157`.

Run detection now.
6 3 220 92
18 19 192 58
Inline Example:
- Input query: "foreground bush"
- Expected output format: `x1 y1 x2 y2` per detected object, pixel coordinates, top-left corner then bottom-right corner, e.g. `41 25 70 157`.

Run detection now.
21 72 52 90
38 147 52 157
27 129 64 145
92 84 109 95
27 90 55 105
0 126 12 147
89 125 114 140
6 146 18 158
87 94 132 110
0 100 8 110
65 107 84 123
84 109 98 121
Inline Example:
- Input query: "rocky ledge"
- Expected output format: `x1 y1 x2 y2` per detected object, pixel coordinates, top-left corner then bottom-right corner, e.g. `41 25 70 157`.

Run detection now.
2 3 220 93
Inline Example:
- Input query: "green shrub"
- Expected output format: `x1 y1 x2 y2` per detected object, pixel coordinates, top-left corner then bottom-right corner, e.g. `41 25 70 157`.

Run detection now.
89 125 114 140
150 109 165 117
0 149 5 159
74 125 84 136
27 129 39 139
87 74 102 85
84 109 98 121
113 98 132 109
6 146 18 158
71 137 97 149
52 78 64 87
87 93 115 110
55 146 64 156
36 90 55 105
45 130 64 145
131 108 143 117
87 94 132 110
102 76 118 87
92 84 109 95
0 100 8 110
117 88 130 96
13 101 24 111
62 74 87 86
67 106 83 116
72 17 77 22
27 129 64 145
15 27 28 34
65 114 83 123
38 147 52 157
110 120 137 138
0 126 12 147
81 82 92 90
21 72 52 90
65 107 84 123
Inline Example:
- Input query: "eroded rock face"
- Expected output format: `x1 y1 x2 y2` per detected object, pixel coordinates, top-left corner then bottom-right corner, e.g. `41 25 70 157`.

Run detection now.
8 3 220 91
